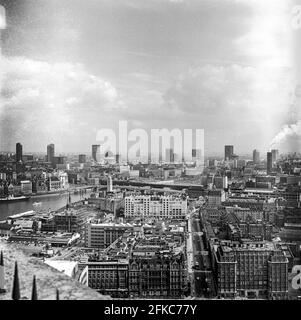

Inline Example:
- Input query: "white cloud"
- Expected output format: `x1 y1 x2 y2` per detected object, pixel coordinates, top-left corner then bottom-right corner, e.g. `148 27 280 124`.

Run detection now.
163 63 294 149
234 0 299 151
0 56 125 151
235 0 293 68
165 64 292 113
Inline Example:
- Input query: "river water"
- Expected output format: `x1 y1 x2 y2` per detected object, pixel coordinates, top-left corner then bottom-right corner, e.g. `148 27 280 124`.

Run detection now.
0 191 92 220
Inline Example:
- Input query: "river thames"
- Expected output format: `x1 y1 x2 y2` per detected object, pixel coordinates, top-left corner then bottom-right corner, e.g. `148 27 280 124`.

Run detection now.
0 191 92 220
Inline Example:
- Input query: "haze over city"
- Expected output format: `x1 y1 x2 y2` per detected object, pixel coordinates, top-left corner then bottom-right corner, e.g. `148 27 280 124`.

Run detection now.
0 0 300 155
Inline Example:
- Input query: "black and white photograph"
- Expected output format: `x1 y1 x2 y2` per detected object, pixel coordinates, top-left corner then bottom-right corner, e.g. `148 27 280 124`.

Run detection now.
0 0 301 309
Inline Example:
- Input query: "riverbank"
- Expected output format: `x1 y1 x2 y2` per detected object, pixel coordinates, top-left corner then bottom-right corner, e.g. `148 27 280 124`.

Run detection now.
19 186 93 199
0 190 93 220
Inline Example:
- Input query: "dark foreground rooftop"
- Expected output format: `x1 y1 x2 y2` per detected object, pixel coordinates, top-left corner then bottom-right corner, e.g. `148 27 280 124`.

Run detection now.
0 240 110 300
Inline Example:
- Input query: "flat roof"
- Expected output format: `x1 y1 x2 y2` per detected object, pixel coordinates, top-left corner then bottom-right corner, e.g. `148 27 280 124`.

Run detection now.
244 188 274 193
8 210 35 219
44 260 78 277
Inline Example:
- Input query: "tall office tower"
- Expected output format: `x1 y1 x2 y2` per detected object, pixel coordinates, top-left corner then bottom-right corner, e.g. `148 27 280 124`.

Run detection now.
47 144 55 163
271 149 279 164
224 145 234 161
253 149 260 164
92 145 100 163
115 154 120 164
107 175 113 192
16 143 23 162
267 152 273 174
79 154 86 164
165 148 174 163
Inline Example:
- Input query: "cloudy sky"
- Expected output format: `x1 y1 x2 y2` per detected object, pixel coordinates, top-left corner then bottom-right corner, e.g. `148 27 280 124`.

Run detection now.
0 0 299 155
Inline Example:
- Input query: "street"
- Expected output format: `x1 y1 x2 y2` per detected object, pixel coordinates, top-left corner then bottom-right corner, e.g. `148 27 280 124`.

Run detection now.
187 208 216 298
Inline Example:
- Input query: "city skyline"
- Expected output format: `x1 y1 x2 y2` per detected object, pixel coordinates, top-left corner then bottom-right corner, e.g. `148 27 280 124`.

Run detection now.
0 0 300 154
0 141 282 160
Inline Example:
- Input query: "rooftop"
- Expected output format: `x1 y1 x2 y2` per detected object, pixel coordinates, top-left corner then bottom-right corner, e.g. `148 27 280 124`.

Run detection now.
44 260 78 277
0 240 110 300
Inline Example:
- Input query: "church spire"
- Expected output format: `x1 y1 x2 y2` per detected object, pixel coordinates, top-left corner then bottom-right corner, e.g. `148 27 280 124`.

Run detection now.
0 251 5 294
12 261 20 300
31 275 38 300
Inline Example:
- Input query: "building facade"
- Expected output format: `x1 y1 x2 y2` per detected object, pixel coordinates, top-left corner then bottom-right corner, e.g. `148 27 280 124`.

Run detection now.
253 149 260 164
213 242 288 299
92 145 100 163
224 145 234 161
124 195 187 219
47 144 55 164
85 259 129 298
128 254 187 298
16 143 23 162
85 222 133 248
267 152 273 174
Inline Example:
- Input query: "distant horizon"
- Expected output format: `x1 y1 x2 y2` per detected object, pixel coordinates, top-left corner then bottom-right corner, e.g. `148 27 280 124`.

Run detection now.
0 140 286 158
0 145 288 160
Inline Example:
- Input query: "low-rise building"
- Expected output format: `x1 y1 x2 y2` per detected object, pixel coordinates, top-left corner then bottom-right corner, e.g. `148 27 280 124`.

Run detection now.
54 206 97 234
84 221 134 248
20 180 32 195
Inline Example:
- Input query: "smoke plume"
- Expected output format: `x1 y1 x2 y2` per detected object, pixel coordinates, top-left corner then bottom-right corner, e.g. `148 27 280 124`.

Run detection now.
270 120 301 148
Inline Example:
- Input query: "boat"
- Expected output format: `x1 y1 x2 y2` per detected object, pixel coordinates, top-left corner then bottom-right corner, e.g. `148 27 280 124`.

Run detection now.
8 210 35 219
0 195 31 202
33 201 42 206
